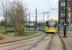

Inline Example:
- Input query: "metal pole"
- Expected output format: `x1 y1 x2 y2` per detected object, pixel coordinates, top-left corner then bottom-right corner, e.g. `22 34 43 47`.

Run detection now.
29 12 30 26
69 15 71 31
24 8 27 29
43 11 44 22
35 8 37 30
47 12 50 20
63 0 68 38
58 0 60 33
36 8 37 23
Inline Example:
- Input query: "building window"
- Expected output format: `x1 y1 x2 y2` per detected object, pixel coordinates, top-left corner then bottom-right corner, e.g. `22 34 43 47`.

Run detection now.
68 2 70 7
68 12 71 17
61 7 65 11
60 0 65 2
68 0 71 2
61 2 65 6
68 7 71 12
60 13 65 17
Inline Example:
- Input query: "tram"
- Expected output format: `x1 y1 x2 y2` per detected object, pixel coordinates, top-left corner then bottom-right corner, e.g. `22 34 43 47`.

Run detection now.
44 20 57 34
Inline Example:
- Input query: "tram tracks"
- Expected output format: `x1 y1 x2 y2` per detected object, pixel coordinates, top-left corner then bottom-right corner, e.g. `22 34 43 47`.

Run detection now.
47 33 66 50
10 33 48 50
0 32 45 50
0 32 54 50
27 34 54 50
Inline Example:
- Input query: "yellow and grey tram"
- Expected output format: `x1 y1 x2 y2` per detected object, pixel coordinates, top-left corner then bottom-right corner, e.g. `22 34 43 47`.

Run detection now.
44 20 57 33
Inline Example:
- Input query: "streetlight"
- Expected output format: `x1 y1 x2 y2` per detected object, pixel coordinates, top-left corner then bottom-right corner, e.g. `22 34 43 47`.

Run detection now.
63 0 68 38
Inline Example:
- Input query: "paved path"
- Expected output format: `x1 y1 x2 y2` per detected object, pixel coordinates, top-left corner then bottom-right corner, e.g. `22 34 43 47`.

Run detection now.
48 33 66 50
27 33 66 50
61 31 72 50
30 34 53 50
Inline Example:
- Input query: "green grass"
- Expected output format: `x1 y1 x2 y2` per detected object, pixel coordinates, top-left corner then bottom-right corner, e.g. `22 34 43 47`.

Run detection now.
0 26 5 32
23 27 38 36
24 31 38 36
0 26 38 36
6 31 38 36
24 27 39 31
0 26 15 32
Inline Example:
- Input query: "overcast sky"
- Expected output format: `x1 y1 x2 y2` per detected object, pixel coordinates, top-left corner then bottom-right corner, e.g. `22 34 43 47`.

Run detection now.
0 0 58 22
24 0 58 21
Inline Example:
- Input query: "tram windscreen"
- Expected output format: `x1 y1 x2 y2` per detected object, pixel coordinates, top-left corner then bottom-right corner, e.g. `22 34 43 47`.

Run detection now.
46 21 56 27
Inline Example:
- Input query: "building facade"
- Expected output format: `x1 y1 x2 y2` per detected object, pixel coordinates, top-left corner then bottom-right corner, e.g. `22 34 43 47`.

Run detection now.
68 0 72 24
59 0 72 28
59 0 65 28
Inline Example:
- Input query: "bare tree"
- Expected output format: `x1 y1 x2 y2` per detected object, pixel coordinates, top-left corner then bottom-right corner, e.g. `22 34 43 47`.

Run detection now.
0 0 8 27
15 1 25 36
0 0 26 36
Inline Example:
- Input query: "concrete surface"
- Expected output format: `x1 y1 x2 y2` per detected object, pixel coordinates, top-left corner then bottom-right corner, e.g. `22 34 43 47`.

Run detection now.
61 31 72 50
47 33 66 50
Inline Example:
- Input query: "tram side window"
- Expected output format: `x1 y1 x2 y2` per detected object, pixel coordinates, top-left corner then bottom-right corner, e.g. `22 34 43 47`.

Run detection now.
46 21 49 26
54 22 57 27
54 23 56 27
